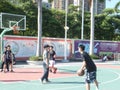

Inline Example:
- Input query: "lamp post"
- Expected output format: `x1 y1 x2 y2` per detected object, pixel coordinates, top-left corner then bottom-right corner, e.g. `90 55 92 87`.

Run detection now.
63 0 69 62
36 0 42 56
81 0 84 40
95 0 98 14
89 0 94 55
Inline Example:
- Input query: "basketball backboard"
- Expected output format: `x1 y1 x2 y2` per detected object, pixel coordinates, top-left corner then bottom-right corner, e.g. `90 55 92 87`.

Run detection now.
0 12 26 61
0 12 26 31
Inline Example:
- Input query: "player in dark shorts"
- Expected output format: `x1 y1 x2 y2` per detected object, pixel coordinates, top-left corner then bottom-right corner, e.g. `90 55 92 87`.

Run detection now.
1 46 9 72
2 45 14 72
78 44 99 90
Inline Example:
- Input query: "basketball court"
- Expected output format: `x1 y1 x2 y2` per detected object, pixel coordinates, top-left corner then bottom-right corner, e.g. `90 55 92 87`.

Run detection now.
0 12 120 90
0 62 120 90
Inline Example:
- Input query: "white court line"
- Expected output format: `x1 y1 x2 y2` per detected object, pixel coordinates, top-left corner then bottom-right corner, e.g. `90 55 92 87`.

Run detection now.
0 76 81 85
45 70 120 90
1 68 120 90
100 70 120 85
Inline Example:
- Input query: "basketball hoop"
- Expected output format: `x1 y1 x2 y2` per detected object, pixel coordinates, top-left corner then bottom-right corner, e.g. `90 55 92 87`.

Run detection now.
12 26 20 34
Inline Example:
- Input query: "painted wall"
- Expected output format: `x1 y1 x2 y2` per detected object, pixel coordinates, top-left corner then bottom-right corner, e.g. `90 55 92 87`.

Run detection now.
3 36 72 60
74 40 120 59
3 35 120 60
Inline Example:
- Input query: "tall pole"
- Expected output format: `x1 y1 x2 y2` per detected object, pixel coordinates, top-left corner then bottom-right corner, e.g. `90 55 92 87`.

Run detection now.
63 0 69 62
81 0 84 40
95 0 98 14
89 0 94 55
0 28 12 60
36 0 42 56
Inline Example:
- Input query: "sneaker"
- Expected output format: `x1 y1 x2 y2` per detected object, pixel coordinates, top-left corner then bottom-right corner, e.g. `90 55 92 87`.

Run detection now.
53 68 57 74
46 80 51 83
10 70 14 72
1 70 3 72
41 79 44 83
4 70 6 73
49 69 52 72
96 87 99 90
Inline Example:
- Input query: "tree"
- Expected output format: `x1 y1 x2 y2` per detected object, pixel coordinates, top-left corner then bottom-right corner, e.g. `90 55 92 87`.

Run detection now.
19 1 37 36
0 1 25 34
42 8 65 37
114 1 120 13
94 7 120 41
48 0 53 3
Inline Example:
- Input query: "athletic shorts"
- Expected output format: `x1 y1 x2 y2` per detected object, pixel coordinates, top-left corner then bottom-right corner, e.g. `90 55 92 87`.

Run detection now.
49 60 55 66
4 59 12 64
85 71 96 83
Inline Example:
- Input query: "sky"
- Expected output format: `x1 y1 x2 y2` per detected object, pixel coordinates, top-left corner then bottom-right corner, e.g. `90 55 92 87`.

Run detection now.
43 0 120 9
106 0 120 8
43 0 48 2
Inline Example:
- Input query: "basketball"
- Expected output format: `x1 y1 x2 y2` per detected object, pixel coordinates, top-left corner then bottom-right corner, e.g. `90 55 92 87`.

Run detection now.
77 69 85 76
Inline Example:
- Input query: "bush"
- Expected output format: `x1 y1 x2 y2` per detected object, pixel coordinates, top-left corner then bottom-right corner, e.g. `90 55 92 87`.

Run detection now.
29 56 43 61
90 54 100 59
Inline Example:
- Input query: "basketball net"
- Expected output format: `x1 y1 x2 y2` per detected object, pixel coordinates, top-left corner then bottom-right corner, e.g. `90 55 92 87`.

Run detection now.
12 26 20 34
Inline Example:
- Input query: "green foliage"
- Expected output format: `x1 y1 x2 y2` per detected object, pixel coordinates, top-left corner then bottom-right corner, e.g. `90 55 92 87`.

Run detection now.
0 1 25 34
1 0 120 41
114 1 120 13
42 8 65 38
0 1 24 14
20 1 37 36
48 0 53 3
68 4 79 13
29 56 43 61
90 54 100 59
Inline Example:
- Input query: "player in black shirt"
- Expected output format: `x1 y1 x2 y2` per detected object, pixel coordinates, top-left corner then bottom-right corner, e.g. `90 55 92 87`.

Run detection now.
49 46 57 73
2 45 14 72
78 44 99 90
1 46 9 72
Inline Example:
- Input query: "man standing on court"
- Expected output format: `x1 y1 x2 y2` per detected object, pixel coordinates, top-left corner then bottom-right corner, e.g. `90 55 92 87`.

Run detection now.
41 44 50 83
78 44 99 90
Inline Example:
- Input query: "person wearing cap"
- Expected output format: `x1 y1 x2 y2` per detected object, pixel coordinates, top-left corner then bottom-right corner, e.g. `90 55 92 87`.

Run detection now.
41 44 50 83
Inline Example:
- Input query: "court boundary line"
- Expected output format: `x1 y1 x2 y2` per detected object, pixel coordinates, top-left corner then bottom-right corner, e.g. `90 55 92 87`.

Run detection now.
100 70 120 85
0 66 120 90
0 70 120 90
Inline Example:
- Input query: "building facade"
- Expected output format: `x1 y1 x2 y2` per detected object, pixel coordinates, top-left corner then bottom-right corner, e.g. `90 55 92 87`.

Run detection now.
74 0 106 14
51 0 74 10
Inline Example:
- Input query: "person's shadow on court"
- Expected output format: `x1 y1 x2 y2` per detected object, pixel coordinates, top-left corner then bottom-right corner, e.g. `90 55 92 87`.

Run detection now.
47 81 85 85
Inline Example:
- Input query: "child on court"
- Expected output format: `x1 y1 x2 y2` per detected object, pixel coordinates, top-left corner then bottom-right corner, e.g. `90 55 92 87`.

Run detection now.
77 44 99 90
49 45 57 74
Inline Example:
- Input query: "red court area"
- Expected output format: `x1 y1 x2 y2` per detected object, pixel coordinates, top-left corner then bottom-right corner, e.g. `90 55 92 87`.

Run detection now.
97 64 120 69
0 68 75 82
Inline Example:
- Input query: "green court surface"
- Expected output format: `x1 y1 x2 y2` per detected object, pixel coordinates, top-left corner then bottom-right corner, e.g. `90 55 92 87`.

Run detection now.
0 62 120 90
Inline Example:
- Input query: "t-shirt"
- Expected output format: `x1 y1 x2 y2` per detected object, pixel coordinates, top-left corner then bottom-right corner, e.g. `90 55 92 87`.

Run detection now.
43 50 49 64
4 50 12 60
49 50 56 60
81 52 96 72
